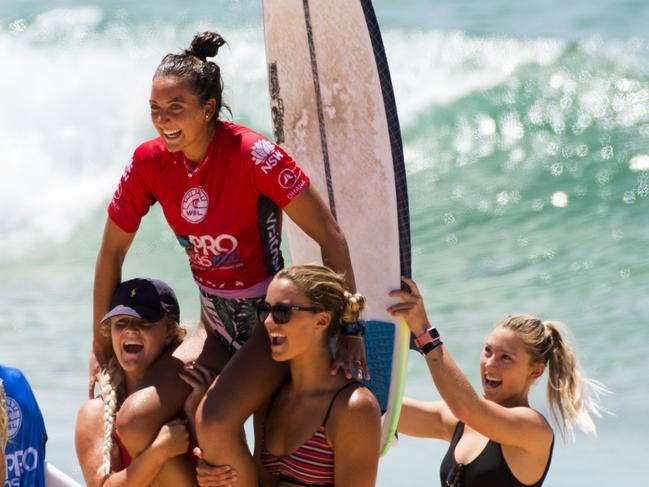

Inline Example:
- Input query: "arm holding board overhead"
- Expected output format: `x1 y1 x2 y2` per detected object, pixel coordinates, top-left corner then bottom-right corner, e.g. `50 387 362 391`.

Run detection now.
263 0 411 455
283 184 369 380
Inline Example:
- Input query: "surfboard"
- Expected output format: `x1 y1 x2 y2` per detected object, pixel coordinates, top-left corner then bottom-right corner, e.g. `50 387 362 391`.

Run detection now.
263 0 411 456
45 462 81 487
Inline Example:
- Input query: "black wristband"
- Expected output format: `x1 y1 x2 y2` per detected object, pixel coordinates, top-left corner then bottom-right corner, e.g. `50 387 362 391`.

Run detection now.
420 338 443 355
341 320 365 336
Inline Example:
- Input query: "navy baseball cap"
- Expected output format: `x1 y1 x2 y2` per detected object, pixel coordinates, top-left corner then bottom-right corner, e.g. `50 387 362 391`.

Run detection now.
101 278 180 323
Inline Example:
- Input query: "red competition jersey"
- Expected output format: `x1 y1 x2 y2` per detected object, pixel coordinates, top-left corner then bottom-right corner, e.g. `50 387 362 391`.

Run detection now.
108 121 309 294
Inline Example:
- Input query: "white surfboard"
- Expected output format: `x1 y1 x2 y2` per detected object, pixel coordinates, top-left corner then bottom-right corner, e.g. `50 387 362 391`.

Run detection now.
263 0 411 455
45 462 81 487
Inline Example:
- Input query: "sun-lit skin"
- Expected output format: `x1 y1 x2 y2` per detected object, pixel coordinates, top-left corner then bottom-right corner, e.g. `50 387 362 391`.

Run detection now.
110 315 173 392
479 326 544 408
149 75 216 163
262 278 330 363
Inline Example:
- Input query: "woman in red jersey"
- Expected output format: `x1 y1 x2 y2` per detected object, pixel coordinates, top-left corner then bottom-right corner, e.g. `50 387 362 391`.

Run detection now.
91 32 366 486
254 265 380 487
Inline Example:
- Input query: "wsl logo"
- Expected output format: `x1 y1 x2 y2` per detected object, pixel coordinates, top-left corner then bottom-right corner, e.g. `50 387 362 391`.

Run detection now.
181 187 209 223
6 396 22 440
251 139 284 174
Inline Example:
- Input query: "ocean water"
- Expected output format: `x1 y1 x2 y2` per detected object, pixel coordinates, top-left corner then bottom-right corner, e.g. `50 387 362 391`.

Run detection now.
1 0 647 485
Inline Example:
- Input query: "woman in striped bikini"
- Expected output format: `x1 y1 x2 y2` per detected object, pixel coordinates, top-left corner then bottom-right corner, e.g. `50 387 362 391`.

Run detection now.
253 265 381 487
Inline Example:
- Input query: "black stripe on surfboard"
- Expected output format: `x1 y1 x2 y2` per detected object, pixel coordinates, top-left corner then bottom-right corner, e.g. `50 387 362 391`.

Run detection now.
359 0 412 280
302 0 337 219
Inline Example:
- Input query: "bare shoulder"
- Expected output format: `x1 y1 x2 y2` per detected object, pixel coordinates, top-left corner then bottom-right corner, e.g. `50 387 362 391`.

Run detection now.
331 384 381 430
504 406 554 451
76 398 104 431
328 384 381 456
75 398 108 487
345 384 381 414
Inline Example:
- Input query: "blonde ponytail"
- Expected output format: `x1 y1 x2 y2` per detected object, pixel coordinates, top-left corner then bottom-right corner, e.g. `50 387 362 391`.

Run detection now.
543 321 608 440
97 358 124 476
497 315 608 441
0 379 7 451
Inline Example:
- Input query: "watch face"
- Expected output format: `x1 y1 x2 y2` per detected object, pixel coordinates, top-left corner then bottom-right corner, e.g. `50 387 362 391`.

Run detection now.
343 321 364 335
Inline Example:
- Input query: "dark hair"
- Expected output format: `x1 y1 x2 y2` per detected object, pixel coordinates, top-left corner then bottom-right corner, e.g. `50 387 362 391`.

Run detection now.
154 31 230 119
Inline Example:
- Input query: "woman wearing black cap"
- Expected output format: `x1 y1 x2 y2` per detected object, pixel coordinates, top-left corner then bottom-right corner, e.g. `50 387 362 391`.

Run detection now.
77 278 235 487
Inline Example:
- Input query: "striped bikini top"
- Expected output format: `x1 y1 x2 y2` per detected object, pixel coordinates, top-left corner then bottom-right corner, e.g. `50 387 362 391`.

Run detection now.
259 381 361 487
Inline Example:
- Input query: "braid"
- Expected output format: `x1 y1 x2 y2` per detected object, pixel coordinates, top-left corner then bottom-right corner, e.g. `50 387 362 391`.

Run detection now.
97 358 124 476
0 379 7 451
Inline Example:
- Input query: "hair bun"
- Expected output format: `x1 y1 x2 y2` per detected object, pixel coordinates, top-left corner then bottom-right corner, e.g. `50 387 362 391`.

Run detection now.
186 32 227 61
342 291 366 323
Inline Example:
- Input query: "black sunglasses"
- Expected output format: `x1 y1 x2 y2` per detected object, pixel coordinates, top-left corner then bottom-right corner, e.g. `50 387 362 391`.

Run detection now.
256 301 322 324
445 462 464 487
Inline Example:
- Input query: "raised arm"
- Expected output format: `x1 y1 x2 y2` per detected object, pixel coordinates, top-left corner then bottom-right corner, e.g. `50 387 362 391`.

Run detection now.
388 278 553 453
283 184 356 291
329 387 381 487
76 399 193 487
90 218 135 397
284 185 370 379
397 397 457 441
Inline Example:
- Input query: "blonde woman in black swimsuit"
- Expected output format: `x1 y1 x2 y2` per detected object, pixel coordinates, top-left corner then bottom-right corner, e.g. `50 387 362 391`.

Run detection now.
390 277 607 487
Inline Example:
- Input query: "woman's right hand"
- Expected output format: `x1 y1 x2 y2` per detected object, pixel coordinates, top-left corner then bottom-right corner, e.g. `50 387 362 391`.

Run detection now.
387 276 431 336
193 447 238 487
150 418 190 460
179 362 217 420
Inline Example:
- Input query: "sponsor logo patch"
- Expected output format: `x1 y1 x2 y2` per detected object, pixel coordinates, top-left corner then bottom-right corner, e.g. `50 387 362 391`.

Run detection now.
251 139 284 174
286 179 307 200
6 447 40 480
181 187 209 223
6 396 22 440
177 234 242 270
278 168 299 189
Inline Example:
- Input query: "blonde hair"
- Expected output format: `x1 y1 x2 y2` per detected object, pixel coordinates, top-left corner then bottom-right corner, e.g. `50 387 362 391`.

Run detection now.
274 264 365 338
0 379 8 451
497 315 608 440
97 314 186 476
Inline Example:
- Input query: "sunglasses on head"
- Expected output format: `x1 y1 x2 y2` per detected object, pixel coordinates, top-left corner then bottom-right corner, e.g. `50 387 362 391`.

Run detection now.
256 301 322 324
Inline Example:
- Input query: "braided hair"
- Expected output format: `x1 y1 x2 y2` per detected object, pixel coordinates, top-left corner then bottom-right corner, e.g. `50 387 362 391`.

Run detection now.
96 315 186 476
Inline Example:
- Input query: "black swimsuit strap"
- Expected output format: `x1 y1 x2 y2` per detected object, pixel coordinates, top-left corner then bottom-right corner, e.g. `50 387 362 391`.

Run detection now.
322 381 364 427
264 381 363 427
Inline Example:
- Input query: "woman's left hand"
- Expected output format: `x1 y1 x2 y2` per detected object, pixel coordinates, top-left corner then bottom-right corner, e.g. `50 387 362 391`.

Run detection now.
331 335 370 380
387 277 431 336
179 362 217 419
